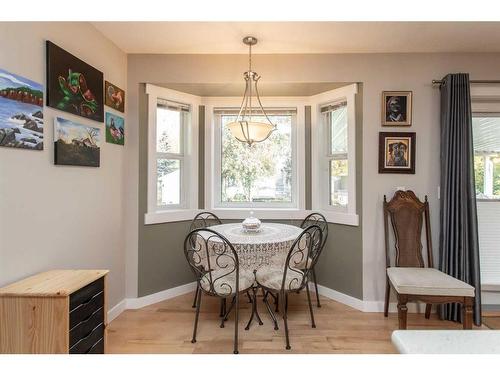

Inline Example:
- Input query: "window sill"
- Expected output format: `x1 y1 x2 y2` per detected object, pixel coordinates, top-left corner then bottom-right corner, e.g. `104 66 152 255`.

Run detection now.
144 208 359 226
144 209 197 225
320 211 359 226
210 208 307 220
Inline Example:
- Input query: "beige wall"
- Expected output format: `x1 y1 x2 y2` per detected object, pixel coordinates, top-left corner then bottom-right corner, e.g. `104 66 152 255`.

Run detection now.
128 52 500 304
0 22 128 307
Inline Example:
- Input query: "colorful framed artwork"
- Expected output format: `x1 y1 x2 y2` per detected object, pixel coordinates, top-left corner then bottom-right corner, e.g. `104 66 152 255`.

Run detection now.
105 112 124 145
382 91 412 126
46 41 104 122
54 117 101 167
378 132 416 174
104 81 125 113
0 68 44 150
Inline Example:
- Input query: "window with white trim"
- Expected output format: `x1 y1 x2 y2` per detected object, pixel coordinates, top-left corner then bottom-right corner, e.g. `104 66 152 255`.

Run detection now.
213 108 298 208
155 99 189 208
145 84 199 224
311 84 358 226
323 101 348 208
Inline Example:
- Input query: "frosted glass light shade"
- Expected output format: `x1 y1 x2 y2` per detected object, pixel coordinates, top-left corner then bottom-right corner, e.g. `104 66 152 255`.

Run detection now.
227 120 275 145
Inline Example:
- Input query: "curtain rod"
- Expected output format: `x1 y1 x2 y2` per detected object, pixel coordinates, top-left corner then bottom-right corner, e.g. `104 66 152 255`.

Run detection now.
432 79 500 85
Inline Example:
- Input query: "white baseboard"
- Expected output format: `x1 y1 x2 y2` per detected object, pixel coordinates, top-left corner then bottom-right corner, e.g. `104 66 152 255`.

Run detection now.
107 299 127 322
107 281 197 323
107 280 430 323
126 281 197 310
312 282 434 314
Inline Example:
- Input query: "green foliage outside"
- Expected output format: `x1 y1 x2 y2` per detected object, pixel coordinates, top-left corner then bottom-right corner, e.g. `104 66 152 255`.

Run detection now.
221 116 292 202
474 154 500 197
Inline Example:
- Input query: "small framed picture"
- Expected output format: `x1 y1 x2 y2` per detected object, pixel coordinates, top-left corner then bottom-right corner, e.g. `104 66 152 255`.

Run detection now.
382 91 412 126
379 132 416 174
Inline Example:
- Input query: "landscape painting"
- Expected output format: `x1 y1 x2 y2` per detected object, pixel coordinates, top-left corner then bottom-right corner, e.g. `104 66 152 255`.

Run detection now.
105 81 125 113
46 41 104 122
54 117 100 167
105 112 125 145
0 68 44 150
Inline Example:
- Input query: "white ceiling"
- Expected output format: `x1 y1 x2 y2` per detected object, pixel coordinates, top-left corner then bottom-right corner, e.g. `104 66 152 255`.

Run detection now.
156 82 351 97
92 22 500 54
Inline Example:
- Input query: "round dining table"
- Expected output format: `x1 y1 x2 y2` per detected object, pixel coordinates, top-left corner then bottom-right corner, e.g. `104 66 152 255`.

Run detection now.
197 222 303 330
206 222 303 271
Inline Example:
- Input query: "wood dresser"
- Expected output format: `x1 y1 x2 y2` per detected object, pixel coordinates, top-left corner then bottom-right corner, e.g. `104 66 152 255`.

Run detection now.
0 269 109 354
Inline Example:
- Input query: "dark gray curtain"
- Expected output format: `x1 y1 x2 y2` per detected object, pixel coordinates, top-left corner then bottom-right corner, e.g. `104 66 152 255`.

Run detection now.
439 73 481 326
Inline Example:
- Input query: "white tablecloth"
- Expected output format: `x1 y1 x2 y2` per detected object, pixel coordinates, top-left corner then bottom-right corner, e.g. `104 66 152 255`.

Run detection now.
200 223 302 270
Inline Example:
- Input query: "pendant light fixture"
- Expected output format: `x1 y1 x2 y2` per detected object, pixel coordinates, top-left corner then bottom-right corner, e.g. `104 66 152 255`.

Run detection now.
226 36 276 146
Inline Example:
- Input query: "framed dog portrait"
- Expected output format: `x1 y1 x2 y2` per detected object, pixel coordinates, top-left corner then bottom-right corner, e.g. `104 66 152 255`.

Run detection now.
378 132 416 174
382 91 412 126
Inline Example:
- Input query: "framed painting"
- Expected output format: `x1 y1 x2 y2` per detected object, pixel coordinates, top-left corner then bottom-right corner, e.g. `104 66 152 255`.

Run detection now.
378 132 416 174
105 112 124 145
104 81 125 113
46 41 104 122
0 68 44 150
382 91 412 126
54 117 101 167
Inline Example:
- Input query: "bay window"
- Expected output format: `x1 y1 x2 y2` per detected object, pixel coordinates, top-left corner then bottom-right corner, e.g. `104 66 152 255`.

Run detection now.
144 84 358 225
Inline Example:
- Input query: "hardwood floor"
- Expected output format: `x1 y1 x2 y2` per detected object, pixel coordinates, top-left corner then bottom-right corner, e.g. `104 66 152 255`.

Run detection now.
107 291 480 354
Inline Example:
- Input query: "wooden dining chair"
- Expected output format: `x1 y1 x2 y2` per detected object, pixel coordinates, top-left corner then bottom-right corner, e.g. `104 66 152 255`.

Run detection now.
184 228 255 354
383 190 475 329
188 212 223 309
299 213 328 307
255 225 323 350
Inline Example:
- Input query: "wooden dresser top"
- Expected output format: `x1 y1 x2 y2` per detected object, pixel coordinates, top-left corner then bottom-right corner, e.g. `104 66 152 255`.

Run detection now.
0 270 109 297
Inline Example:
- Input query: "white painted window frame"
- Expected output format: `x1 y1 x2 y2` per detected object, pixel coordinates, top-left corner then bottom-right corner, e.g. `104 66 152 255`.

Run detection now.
145 84 199 224
204 97 306 220
310 83 359 226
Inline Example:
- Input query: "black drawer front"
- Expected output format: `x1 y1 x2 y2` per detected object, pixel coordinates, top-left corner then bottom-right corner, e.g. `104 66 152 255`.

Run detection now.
70 291 104 329
70 277 104 311
87 338 104 354
69 323 104 354
69 306 104 348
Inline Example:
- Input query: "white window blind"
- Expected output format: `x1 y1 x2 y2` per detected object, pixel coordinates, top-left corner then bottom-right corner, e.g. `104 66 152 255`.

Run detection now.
477 202 500 287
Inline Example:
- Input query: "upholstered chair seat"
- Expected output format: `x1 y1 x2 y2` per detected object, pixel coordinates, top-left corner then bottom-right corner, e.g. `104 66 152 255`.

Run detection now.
200 268 255 296
387 267 475 297
255 265 305 291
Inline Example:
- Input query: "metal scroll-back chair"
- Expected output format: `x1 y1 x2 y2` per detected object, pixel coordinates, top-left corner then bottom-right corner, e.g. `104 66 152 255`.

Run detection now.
184 228 254 354
299 213 328 307
255 225 323 350
189 212 222 308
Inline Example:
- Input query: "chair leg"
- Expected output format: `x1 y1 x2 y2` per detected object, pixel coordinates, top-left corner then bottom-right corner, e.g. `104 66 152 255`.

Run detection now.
233 293 239 354
221 296 236 327
263 291 279 330
463 297 473 330
275 293 279 312
306 282 316 328
425 304 432 319
396 294 408 330
219 298 225 318
384 277 390 317
282 292 291 350
191 287 202 343
246 290 252 303
192 284 199 308
311 269 321 308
